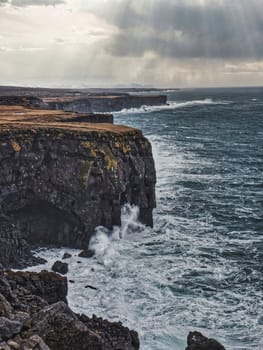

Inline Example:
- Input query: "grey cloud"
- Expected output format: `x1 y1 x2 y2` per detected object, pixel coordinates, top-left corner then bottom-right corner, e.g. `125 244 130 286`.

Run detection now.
94 0 263 60
0 46 46 52
87 29 109 37
0 0 65 6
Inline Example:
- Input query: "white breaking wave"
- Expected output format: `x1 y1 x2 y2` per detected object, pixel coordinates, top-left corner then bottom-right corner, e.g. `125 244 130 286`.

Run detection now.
114 98 231 115
162 89 179 93
25 204 144 270
89 204 144 266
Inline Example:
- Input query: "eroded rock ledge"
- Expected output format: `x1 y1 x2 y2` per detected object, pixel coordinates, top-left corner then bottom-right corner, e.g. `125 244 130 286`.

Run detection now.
0 106 156 268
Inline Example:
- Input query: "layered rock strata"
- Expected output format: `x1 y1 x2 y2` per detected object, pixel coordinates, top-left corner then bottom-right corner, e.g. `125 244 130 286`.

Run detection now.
0 106 156 268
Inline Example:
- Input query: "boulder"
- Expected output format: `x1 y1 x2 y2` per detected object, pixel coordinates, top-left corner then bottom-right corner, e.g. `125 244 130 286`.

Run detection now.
0 274 16 304
186 331 225 350
78 250 95 258
7 340 20 349
0 293 12 319
51 261 68 276
79 313 140 350
13 312 31 328
20 335 51 350
5 270 67 305
0 342 11 350
28 302 102 350
62 253 72 260
0 317 22 340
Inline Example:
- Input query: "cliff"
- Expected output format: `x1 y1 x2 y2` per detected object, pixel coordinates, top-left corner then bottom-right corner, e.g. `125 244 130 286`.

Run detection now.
0 98 227 350
42 94 168 113
0 88 168 114
0 106 156 268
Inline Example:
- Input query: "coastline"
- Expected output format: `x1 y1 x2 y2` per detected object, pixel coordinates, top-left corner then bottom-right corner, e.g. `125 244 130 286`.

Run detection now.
0 86 167 114
0 87 156 349
0 87 226 350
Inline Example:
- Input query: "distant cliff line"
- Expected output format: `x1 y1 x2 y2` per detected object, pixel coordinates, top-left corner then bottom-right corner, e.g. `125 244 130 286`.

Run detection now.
0 86 168 114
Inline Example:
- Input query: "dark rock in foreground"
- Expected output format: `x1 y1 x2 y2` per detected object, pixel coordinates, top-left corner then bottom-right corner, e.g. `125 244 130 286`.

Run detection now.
0 269 140 350
27 302 102 350
62 253 72 259
79 313 140 350
4 270 68 305
0 317 22 340
85 285 97 290
51 261 68 275
186 331 225 350
78 250 95 258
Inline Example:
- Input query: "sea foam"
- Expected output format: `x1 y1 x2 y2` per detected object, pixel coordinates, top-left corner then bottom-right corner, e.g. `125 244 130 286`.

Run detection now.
115 98 230 115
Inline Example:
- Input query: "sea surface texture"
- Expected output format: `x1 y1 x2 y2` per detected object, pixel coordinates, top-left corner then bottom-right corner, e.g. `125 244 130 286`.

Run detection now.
31 87 263 350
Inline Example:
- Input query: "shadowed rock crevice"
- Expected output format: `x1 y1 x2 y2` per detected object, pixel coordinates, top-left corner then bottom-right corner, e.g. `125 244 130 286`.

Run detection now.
13 199 84 248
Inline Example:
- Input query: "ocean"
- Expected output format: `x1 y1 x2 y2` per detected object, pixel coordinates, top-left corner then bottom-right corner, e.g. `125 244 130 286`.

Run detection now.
29 87 263 350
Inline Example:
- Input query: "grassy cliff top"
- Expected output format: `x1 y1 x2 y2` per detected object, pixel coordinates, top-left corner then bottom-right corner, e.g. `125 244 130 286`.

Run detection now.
0 105 111 122
0 105 141 137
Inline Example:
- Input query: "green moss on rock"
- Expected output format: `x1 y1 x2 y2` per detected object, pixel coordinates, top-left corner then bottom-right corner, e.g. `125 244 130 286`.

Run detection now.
78 160 94 189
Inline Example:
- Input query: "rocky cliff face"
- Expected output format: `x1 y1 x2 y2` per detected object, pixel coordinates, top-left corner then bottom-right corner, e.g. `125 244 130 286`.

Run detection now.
0 217 32 269
0 268 140 350
0 108 156 268
0 96 43 109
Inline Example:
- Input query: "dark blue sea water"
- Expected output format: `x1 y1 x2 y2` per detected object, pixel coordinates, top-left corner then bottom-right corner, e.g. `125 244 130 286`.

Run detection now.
31 87 263 350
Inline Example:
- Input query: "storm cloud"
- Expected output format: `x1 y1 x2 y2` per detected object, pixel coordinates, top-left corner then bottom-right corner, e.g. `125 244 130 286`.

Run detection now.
0 0 263 87
97 0 263 60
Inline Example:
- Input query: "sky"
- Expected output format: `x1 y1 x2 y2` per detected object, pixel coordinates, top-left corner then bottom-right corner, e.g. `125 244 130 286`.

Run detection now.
0 0 263 88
